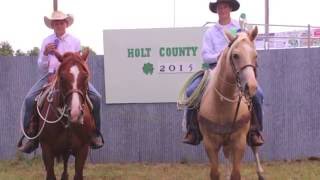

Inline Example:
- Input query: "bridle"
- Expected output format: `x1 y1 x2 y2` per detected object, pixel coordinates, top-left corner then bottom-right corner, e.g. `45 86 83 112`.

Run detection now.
60 72 89 125
63 89 86 107
227 35 258 101
224 34 258 136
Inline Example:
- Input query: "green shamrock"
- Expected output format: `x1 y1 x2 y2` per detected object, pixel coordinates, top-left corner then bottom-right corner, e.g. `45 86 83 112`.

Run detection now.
143 62 154 75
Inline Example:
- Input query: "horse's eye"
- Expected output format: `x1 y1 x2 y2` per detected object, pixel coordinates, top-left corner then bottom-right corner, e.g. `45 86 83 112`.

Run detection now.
232 53 240 60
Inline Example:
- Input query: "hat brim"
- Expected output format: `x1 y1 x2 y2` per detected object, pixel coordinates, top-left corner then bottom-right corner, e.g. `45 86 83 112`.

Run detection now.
44 15 74 29
209 0 240 13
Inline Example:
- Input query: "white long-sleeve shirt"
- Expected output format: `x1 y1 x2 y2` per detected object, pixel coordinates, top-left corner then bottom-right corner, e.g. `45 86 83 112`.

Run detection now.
201 19 240 64
37 33 81 73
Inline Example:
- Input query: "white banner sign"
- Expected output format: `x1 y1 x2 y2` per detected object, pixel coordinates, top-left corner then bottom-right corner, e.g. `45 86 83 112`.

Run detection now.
103 27 207 103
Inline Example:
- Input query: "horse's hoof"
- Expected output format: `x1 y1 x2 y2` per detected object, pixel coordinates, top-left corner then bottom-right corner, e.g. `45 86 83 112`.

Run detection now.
61 172 68 180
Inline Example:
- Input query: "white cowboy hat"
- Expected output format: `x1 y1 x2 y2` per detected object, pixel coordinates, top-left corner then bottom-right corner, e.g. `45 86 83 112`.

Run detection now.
44 11 74 29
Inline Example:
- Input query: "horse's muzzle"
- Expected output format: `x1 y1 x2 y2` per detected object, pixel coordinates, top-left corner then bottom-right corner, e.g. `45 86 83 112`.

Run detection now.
68 106 84 125
243 81 257 98
239 67 257 97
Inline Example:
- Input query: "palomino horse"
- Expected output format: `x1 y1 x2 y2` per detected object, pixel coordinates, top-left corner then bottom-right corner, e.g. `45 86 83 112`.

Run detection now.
198 26 264 180
36 49 95 180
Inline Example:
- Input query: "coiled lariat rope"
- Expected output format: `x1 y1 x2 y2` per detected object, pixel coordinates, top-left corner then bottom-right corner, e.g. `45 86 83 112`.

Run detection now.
177 70 210 110
20 85 67 140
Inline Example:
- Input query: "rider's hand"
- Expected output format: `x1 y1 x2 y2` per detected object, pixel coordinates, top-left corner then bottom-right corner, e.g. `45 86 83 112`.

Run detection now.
44 43 57 56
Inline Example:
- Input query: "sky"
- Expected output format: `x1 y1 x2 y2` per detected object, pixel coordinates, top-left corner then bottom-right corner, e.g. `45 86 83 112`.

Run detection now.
1 0 320 55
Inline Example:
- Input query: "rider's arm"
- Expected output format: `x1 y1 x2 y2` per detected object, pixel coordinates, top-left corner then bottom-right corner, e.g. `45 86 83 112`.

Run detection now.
201 29 220 65
37 40 50 72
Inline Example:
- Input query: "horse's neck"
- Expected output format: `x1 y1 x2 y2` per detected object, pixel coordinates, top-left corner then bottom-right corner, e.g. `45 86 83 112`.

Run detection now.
200 60 244 121
207 65 239 105
214 64 238 98
52 80 64 107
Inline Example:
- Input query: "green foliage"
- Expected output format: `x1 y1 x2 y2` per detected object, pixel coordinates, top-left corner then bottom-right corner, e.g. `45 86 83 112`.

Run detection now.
0 41 14 56
15 49 26 56
27 47 40 56
0 41 97 57
81 46 96 56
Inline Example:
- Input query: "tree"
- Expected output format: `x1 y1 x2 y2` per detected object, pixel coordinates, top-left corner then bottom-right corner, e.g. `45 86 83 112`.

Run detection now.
0 41 14 56
81 46 96 56
15 49 26 56
27 47 40 56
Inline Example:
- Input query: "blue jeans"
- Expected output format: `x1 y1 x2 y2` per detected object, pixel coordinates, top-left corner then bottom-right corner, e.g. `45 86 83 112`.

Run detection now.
88 84 102 132
21 73 102 132
21 73 51 129
186 63 217 98
252 86 264 131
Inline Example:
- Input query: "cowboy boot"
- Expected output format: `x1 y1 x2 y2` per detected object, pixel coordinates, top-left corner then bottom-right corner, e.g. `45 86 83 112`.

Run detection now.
90 107 104 149
90 131 104 149
183 109 203 145
247 96 264 147
17 116 39 153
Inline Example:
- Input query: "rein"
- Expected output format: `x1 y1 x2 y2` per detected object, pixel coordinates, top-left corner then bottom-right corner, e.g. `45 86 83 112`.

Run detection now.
212 34 256 137
64 89 86 103
21 78 87 140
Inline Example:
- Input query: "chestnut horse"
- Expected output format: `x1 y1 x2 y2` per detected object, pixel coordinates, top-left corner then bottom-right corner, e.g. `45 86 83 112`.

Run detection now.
198 27 264 180
36 49 95 180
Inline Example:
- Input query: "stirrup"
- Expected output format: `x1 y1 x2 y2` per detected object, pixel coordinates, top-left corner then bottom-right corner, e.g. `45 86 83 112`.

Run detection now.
17 136 39 154
182 131 202 146
90 133 104 149
247 130 264 147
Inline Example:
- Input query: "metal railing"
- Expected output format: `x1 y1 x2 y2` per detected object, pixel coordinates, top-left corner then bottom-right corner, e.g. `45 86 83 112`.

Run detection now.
202 22 320 50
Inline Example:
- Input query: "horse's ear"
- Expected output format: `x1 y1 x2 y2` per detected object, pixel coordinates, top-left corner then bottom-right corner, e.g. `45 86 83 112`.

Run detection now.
81 48 89 62
53 50 63 63
224 29 236 42
249 26 258 41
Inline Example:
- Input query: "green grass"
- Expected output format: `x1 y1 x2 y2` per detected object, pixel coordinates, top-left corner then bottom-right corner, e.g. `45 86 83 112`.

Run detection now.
0 156 320 180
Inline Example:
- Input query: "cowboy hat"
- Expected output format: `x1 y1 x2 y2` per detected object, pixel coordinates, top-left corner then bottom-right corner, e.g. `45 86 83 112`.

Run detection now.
209 0 240 13
44 11 74 29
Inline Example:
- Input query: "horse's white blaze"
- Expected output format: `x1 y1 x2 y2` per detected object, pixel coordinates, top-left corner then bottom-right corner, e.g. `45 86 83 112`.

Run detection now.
70 66 81 120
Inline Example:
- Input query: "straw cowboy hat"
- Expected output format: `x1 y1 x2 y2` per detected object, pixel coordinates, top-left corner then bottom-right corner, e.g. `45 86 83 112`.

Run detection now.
44 11 74 29
209 0 240 13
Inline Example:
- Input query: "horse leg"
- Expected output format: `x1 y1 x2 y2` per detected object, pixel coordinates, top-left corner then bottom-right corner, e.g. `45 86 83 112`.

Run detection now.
42 145 56 180
204 141 221 180
74 146 89 180
251 146 265 180
230 140 246 180
61 153 70 180
223 146 232 179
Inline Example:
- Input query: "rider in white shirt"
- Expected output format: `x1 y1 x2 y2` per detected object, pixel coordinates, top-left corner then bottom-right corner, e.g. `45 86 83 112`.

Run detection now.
18 10 104 153
183 0 264 147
